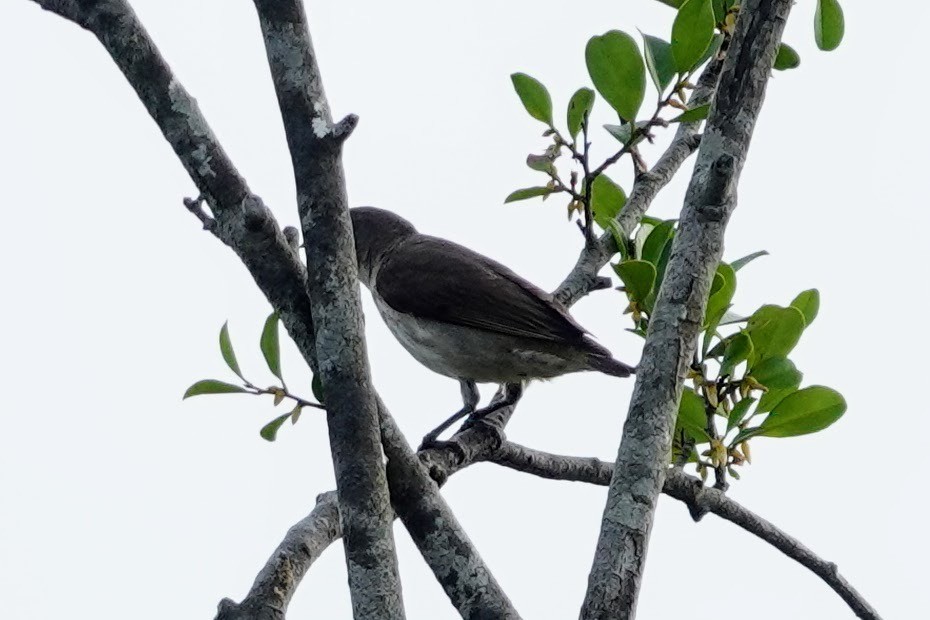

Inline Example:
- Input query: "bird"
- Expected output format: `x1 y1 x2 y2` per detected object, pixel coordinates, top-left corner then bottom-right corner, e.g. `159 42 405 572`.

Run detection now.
350 206 635 448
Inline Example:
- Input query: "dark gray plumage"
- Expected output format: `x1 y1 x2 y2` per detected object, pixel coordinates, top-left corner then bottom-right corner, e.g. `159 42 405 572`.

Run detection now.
351 206 635 446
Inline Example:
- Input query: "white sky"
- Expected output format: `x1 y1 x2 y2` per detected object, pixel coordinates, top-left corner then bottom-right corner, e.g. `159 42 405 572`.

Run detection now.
1 1 925 618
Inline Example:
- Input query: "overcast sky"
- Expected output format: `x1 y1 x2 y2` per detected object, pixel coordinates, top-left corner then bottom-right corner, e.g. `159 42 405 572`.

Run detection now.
1 1 925 618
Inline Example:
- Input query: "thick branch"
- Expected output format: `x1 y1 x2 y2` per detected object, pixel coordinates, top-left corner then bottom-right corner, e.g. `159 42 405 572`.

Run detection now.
251 2 404 617
379 406 521 619
486 443 882 620
580 3 794 619
553 56 722 307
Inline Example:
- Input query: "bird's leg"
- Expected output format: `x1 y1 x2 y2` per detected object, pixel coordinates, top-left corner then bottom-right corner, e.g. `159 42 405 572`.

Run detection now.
461 381 524 431
418 379 480 451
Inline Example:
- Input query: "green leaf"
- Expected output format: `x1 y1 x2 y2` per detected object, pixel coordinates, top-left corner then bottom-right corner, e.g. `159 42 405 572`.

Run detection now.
704 263 736 328
791 289 820 327
759 386 846 437
567 87 595 139
671 0 716 74
752 357 803 414
585 30 646 121
695 33 724 70
719 310 749 326
219 321 243 380
721 332 753 376
678 388 710 442
670 103 710 123
504 187 552 203
183 379 247 399
261 312 283 382
745 305 805 367
640 220 675 265
732 426 765 445
751 357 802 391
641 33 676 93
312 374 325 404
814 0 844 51
773 43 801 70
510 73 553 125
606 219 630 261
592 175 627 229
731 250 769 272
260 411 293 442
614 260 657 303
727 397 756 432
645 238 675 312
603 121 651 146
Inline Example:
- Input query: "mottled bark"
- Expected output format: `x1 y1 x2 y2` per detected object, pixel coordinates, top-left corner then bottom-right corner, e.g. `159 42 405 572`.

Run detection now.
251 2 404 617
580 2 794 619
380 406 520 619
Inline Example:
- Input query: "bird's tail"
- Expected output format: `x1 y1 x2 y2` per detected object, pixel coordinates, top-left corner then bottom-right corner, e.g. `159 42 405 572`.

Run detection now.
587 352 636 377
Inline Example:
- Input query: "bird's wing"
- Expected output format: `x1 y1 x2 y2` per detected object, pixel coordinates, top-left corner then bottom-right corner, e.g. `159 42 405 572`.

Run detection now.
375 236 587 342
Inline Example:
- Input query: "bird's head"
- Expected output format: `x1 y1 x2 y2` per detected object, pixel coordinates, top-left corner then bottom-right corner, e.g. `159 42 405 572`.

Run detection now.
350 207 418 287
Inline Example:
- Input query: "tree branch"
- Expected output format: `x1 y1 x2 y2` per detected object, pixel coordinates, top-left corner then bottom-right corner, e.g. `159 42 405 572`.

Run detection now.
250 2 405 617
553 56 722 308
485 443 882 620
379 405 521 619
580 3 794 618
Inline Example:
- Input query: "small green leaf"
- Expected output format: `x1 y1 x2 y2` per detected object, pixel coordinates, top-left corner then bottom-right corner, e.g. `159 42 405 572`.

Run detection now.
721 332 753 376
704 263 736 329
614 260 657 303
791 289 820 327
606 219 630 261
670 103 710 123
671 0 716 74
567 87 595 139
592 175 627 230
260 411 293 442
732 426 765 445
219 321 244 380
640 220 675 265
603 121 651 146
585 30 646 121
678 388 710 441
745 305 805 367
645 238 674 312
773 43 801 70
261 312 283 382
183 379 247 399
504 187 552 203
814 0 844 51
312 374 325 404
727 397 756 432
526 153 556 174
641 33 676 93
759 386 846 437
719 310 749 326
731 250 769 272
510 73 553 126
